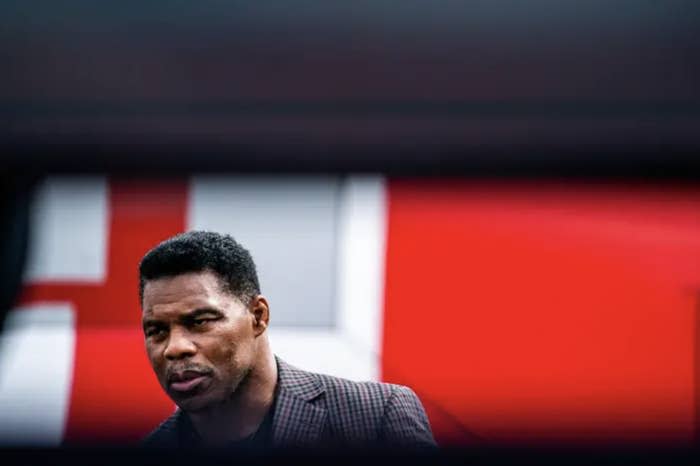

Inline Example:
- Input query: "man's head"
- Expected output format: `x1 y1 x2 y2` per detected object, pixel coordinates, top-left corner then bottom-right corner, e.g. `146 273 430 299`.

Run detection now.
139 231 270 412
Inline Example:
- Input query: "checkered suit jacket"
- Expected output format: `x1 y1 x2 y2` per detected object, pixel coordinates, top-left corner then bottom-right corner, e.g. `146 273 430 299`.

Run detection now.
144 357 436 450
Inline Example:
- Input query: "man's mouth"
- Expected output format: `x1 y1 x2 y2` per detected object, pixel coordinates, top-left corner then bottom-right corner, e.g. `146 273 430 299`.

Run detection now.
167 370 211 393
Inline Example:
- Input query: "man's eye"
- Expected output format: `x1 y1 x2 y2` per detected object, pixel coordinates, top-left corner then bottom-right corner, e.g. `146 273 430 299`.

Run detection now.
146 328 166 338
193 318 210 326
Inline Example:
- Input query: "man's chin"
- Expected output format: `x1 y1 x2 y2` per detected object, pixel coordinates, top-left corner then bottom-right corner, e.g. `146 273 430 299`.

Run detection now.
166 384 217 412
171 392 217 413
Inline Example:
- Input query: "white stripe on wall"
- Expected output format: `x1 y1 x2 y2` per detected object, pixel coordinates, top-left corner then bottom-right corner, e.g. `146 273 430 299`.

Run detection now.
23 177 108 283
270 176 387 381
335 176 387 381
0 306 76 445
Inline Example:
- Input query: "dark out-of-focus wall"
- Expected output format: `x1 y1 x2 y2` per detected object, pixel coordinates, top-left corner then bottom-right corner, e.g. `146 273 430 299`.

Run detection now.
2 1 699 172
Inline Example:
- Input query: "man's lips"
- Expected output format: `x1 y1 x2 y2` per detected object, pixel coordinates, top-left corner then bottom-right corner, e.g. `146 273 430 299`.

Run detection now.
167 370 211 393
170 375 207 392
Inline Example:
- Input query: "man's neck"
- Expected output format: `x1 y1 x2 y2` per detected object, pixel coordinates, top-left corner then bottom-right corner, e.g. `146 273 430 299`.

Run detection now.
188 346 277 446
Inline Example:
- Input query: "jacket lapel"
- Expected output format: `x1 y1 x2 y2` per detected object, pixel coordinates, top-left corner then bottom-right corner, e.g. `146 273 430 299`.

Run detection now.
271 358 327 448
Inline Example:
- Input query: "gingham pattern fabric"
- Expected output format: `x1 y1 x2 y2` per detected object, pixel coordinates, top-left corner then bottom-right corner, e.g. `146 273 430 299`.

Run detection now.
144 357 436 450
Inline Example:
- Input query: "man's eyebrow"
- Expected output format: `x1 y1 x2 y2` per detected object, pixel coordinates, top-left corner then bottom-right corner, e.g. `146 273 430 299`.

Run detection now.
180 308 225 320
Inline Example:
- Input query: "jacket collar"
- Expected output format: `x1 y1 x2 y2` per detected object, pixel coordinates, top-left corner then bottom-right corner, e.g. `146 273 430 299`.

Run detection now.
270 356 327 448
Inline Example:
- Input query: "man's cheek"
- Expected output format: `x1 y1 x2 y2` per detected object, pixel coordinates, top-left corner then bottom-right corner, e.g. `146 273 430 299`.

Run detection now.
145 346 165 376
145 348 157 369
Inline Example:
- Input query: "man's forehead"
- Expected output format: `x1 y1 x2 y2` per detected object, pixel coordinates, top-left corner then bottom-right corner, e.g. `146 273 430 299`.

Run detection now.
144 269 229 294
143 293 216 313
141 271 228 314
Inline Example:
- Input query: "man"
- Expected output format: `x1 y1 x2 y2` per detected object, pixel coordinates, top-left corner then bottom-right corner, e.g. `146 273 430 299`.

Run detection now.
139 230 435 450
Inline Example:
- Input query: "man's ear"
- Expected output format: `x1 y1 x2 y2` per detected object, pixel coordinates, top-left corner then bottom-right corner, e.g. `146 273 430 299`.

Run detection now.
250 295 270 336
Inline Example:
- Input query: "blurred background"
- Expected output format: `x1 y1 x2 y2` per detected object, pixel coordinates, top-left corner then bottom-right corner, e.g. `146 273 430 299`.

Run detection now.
1 0 700 450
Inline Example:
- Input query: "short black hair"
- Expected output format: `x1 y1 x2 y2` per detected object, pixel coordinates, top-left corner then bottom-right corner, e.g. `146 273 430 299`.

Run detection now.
139 230 260 305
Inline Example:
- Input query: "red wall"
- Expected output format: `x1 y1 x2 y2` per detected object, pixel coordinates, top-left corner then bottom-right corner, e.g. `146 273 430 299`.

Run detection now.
383 181 700 446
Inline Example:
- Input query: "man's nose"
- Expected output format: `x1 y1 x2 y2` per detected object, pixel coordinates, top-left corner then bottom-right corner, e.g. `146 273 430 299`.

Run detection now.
163 328 197 360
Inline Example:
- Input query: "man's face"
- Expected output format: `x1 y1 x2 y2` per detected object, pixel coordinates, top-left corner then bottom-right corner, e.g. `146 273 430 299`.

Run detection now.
142 271 258 412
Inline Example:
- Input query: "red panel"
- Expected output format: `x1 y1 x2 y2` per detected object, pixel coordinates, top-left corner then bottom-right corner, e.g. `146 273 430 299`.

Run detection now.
382 181 700 446
86 179 191 328
20 179 188 444
65 329 174 443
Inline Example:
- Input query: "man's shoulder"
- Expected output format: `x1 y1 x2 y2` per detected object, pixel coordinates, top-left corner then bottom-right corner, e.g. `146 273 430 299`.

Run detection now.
318 370 419 406
276 357 428 424
277 357 412 406
277 359 435 448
